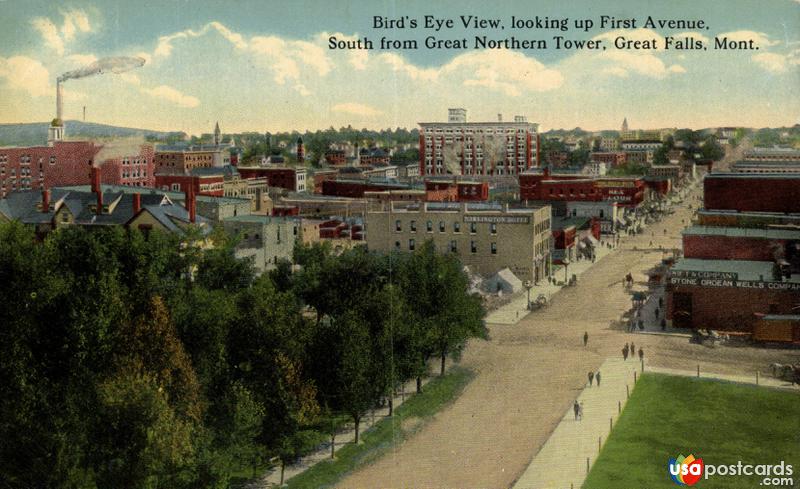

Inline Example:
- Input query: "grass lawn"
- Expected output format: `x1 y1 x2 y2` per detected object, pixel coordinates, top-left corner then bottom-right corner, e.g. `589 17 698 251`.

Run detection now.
584 374 800 489
285 366 474 489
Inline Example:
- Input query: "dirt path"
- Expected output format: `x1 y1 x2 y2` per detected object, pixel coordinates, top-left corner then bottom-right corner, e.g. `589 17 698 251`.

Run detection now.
338 182 799 489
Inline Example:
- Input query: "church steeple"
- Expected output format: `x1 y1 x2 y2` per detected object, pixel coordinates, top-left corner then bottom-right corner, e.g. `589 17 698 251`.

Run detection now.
621 117 629 132
214 121 221 146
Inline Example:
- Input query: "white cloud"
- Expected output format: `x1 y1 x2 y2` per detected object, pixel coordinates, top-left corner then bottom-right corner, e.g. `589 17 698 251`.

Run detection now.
752 52 788 73
378 53 438 81
119 73 142 86
318 32 369 70
31 9 92 56
154 21 247 58
716 30 780 48
140 85 200 108
0 56 52 97
442 50 563 95
602 66 630 78
60 9 91 41
66 53 98 66
31 18 64 56
668 64 687 74
332 102 382 116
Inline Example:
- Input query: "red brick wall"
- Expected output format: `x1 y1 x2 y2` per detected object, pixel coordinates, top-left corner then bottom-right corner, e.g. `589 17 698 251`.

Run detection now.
704 176 800 213
683 235 781 261
667 285 798 332
238 167 298 191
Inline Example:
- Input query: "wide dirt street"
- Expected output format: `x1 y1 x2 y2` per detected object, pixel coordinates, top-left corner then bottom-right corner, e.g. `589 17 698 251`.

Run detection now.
338 181 800 489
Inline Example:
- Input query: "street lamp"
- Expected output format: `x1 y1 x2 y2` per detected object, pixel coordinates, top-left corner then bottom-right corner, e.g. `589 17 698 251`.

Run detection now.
524 280 533 310
562 258 570 283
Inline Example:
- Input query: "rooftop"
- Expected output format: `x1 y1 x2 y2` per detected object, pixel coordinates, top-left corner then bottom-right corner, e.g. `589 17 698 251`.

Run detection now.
682 225 800 240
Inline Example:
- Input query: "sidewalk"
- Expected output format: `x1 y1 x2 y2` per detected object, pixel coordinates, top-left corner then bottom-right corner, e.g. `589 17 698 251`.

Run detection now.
512 357 641 489
249 374 437 488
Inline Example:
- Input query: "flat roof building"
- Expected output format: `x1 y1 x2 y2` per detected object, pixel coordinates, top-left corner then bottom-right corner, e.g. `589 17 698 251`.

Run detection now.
366 201 552 283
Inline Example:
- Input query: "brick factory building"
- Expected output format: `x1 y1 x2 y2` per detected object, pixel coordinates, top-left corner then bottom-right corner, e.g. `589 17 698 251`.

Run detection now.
518 168 646 208
0 139 158 198
366 201 552 283
419 108 540 177
236 166 307 192
666 173 800 340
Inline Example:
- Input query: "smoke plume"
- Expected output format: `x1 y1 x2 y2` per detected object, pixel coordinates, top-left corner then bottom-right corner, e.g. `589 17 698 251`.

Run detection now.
58 56 145 83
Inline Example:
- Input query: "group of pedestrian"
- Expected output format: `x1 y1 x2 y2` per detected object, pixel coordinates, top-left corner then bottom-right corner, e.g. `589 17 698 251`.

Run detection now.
622 342 644 362
587 370 601 387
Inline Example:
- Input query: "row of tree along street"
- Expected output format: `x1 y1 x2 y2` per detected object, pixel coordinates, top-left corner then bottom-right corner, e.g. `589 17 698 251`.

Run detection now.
0 222 486 488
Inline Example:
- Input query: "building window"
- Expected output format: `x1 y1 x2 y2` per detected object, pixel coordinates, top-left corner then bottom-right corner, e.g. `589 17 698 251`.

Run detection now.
409 239 415 251
490 223 497 234
395 219 402 232
453 222 461 233
395 241 401 249
426 220 433 232
491 242 497 254
410 220 416 232
439 221 445 232
450 240 457 252
471 241 477 253
470 222 477 234
171 183 180 191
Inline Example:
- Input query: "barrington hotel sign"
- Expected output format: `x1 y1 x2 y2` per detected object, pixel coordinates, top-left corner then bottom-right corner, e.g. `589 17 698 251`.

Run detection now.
463 215 531 224
668 270 800 292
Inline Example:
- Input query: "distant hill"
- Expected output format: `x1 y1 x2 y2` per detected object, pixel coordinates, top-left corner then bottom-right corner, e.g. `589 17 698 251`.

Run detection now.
0 121 187 147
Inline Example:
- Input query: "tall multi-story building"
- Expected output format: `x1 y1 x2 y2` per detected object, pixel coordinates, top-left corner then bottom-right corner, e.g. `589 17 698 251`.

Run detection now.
366 201 552 282
418 108 540 177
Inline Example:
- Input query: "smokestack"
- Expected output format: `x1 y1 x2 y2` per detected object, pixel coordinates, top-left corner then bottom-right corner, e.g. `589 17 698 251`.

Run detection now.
41 189 50 213
185 184 196 223
497 113 503 122
91 167 103 214
56 81 64 122
83 106 86 122
132 193 141 215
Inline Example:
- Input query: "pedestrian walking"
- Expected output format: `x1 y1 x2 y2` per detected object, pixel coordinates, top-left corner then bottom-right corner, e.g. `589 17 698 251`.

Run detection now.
658 297 664 308
622 344 629 360
661 318 667 331
583 331 589 347
631 342 636 357
574 400 580 421
655 307 660 318
588 371 594 386
639 348 644 361
595 371 601 386
579 402 584 420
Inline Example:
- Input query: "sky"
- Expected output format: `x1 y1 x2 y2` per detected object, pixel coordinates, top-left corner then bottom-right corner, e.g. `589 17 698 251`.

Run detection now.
0 0 798 135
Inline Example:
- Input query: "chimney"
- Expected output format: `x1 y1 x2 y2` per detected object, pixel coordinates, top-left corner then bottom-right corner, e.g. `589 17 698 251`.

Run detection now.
497 113 503 122
56 81 63 122
41 189 50 213
91 166 103 214
185 184 196 223
132 193 141 214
